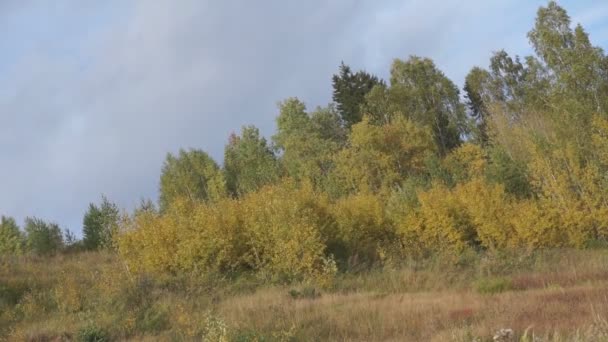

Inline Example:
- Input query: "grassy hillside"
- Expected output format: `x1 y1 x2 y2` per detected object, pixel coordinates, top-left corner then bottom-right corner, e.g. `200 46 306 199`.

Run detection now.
3 249 608 341
3 2 608 341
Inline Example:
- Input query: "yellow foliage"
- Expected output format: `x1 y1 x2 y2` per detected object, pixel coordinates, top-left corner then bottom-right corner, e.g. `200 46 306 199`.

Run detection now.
116 180 335 284
116 206 182 275
117 112 608 273
175 198 246 274
239 180 335 283
483 112 608 247
332 116 435 194
330 193 395 265
455 179 516 249
443 143 487 182
525 142 607 246
400 183 477 256
402 179 514 254
510 200 573 248
54 271 84 313
592 114 608 167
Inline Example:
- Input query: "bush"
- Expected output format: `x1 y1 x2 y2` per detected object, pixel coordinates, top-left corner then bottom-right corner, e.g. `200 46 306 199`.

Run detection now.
399 183 478 257
0 281 29 308
330 193 396 269
117 180 337 285
239 181 336 283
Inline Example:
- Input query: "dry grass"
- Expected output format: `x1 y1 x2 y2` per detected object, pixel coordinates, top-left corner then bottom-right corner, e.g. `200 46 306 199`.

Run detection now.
219 283 608 341
2 249 608 341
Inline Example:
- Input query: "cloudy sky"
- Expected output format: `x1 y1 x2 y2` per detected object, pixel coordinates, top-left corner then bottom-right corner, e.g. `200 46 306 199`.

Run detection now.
1 0 607 234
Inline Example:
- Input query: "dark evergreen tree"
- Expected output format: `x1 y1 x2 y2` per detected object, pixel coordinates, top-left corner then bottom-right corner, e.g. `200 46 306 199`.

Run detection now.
332 62 383 128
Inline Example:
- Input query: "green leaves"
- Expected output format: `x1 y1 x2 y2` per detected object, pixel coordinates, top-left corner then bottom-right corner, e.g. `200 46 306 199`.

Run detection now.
0 216 24 255
224 126 280 197
159 149 226 211
272 99 342 187
82 196 120 250
360 57 467 155
24 217 63 256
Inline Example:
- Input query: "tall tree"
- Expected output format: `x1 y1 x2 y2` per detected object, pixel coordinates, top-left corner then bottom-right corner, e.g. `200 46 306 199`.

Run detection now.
464 67 493 144
272 98 342 186
224 125 280 196
159 149 226 211
332 62 384 127
24 217 63 256
529 1 608 115
0 216 24 255
83 195 121 250
382 56 467 155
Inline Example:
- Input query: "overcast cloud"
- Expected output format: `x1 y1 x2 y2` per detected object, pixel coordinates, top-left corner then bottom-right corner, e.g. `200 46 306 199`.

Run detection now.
0 0 606 233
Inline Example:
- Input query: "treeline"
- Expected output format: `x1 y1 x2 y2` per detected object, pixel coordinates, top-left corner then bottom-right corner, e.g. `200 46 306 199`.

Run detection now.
3 2 608 284
0 196 120 255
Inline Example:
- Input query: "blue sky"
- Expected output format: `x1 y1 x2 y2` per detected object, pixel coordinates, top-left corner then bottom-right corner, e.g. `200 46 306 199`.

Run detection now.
0 0 606 234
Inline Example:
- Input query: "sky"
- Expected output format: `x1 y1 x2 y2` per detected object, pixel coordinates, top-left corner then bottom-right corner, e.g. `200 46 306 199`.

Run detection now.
0 0 607 234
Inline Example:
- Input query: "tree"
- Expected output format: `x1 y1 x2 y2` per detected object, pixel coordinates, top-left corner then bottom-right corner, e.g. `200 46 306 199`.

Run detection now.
83 195 121 250
474 1 608 164
528 1 576 76
272 99 342 186
527 1 608 134
464 67 493 144
159 149 226 211
24 217 63 255
0 216 24 255
361 57 467 155
332 62 384 127
331 116 435 195
463 50 550 129
310 104 347 145
224 125 280 197
389 56 467 154
135 198 157 215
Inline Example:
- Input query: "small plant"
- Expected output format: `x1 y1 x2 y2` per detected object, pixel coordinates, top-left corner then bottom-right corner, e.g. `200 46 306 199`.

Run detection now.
475 277 513 294
136 304 170 333
232 330 269 342
77 324 110 342
0 281 29 307
201 311 230 342
288 286 321 300
492 328 513 341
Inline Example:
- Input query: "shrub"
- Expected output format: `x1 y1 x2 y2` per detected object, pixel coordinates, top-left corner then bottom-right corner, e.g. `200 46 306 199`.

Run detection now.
117 180 337 285
330 193 396 268
239 181 336 283
474 276 513 294
0 280 29 308
399 183 478 257
77 325 110 342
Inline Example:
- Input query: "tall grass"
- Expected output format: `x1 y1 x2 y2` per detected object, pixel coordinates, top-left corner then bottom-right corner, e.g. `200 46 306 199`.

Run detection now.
2 249 608 340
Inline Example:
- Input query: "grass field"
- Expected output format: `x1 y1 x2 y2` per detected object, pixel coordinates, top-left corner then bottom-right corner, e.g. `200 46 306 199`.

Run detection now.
2 249 608 341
